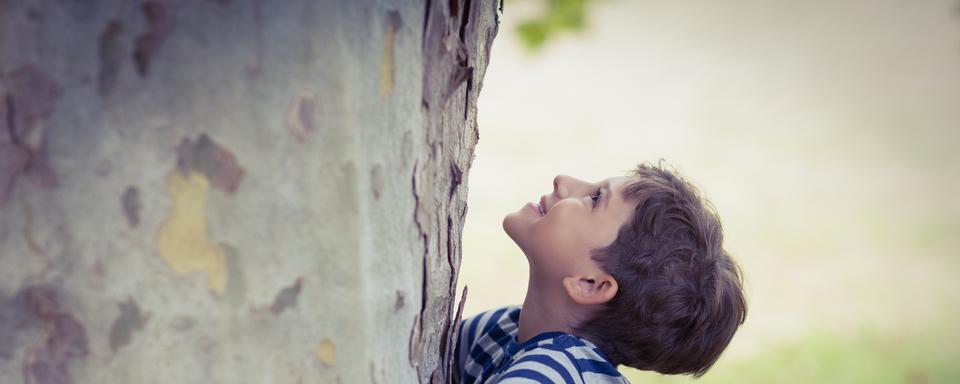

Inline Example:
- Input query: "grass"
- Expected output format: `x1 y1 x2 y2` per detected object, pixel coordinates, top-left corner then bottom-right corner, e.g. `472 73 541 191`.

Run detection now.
622 317 960 384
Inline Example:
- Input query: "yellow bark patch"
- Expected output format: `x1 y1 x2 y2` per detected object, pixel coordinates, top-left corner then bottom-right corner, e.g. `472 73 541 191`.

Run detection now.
379 24 395 100
156 170 227 293
316 339 336 366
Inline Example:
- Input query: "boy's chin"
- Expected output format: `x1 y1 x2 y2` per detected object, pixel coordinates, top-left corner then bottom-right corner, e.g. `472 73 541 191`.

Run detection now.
502 213 528 250
502 220 536 265
502 213 519 241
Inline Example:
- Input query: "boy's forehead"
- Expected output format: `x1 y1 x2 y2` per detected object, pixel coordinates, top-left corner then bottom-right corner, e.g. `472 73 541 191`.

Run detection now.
607 175 639 189
608 175 643 203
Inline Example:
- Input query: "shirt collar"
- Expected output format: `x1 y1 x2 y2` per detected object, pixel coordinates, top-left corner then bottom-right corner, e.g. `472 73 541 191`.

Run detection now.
505 331 569 356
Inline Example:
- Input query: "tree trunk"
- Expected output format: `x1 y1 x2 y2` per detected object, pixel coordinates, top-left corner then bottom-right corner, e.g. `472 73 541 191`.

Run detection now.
0 1 498 383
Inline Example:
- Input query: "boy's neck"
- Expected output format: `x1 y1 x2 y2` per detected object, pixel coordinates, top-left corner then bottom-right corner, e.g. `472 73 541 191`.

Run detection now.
517 277 576 343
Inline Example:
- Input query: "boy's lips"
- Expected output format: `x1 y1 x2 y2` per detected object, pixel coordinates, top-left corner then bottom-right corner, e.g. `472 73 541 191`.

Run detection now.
526 202 543 216
538 196 548 216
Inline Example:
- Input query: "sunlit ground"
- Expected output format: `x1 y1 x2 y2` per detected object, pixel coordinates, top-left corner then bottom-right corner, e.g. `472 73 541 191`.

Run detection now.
457 0 960 382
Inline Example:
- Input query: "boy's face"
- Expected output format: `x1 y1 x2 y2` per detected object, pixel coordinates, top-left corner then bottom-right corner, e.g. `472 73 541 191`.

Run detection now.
503 174 639 280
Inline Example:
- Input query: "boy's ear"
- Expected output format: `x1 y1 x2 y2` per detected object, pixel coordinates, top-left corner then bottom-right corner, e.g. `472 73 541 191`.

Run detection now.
561 274 618 306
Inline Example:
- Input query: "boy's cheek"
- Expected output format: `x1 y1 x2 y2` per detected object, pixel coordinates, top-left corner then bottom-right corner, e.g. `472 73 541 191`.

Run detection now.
527 228 578 268
503 208 542 238
504 213 574 265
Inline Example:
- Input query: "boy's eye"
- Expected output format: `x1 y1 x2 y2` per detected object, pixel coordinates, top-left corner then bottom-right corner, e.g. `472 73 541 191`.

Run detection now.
591 188 602 207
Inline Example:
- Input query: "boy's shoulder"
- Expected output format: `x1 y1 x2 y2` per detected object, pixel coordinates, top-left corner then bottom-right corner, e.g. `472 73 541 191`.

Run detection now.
455 305 522 383
459 305 522 346
495 333 628 384
456 305 628 384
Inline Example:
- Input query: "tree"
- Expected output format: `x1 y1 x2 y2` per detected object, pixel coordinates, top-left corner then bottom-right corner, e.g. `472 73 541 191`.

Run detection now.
0 0 499 383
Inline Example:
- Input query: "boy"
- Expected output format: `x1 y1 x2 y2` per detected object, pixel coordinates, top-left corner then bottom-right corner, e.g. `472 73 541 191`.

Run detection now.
454 161 747 383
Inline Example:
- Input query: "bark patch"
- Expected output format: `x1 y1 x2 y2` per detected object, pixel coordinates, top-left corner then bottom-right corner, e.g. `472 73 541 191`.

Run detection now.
370 164 385 200
133 1 174 78
158 134 242 293
285 91 317 143
156 169 228 293
0 64 60 205
269 277 303 315
98 20 124 97
0 291 31 360
108 298 149 352
394 290 405 311
121 185 141 228
19 285 89 384
175 134 244 194
316 339 336 366
379 10 403 100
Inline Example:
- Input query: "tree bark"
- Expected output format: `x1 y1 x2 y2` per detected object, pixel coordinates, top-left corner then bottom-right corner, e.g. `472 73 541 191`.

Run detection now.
0 1 498 383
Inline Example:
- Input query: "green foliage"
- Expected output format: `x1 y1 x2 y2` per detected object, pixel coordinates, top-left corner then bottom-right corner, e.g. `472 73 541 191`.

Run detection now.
516 0 594 50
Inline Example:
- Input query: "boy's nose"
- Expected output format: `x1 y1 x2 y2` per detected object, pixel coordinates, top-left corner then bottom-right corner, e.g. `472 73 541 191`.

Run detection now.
553 174 593 199
553 174 580 197
553 174 568 195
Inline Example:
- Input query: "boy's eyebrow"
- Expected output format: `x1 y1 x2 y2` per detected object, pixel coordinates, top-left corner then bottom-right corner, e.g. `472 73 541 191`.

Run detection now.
603 181 611 210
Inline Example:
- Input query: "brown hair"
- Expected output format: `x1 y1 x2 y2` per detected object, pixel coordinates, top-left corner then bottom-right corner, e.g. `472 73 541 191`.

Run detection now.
575 160 747 377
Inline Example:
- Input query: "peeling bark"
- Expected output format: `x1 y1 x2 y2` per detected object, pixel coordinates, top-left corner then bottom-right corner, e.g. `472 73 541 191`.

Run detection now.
410 1 498 381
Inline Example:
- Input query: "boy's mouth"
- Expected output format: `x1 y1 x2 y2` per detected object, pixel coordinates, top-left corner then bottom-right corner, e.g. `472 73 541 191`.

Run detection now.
537 199 546 216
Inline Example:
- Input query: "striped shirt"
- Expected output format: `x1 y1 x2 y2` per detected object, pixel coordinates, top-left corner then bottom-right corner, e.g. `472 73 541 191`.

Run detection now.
454 305 629 384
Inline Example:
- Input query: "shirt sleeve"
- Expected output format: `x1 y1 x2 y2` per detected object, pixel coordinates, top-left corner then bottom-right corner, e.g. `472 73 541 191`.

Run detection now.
453 316 470 384
493 347 584 384
454 306 520 384
454 308 496 384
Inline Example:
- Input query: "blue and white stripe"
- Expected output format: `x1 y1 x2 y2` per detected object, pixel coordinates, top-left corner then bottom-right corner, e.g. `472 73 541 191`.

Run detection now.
454 305 629 384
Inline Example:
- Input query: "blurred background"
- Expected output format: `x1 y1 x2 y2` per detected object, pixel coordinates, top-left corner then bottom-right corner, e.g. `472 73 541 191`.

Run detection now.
457 0 960 383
